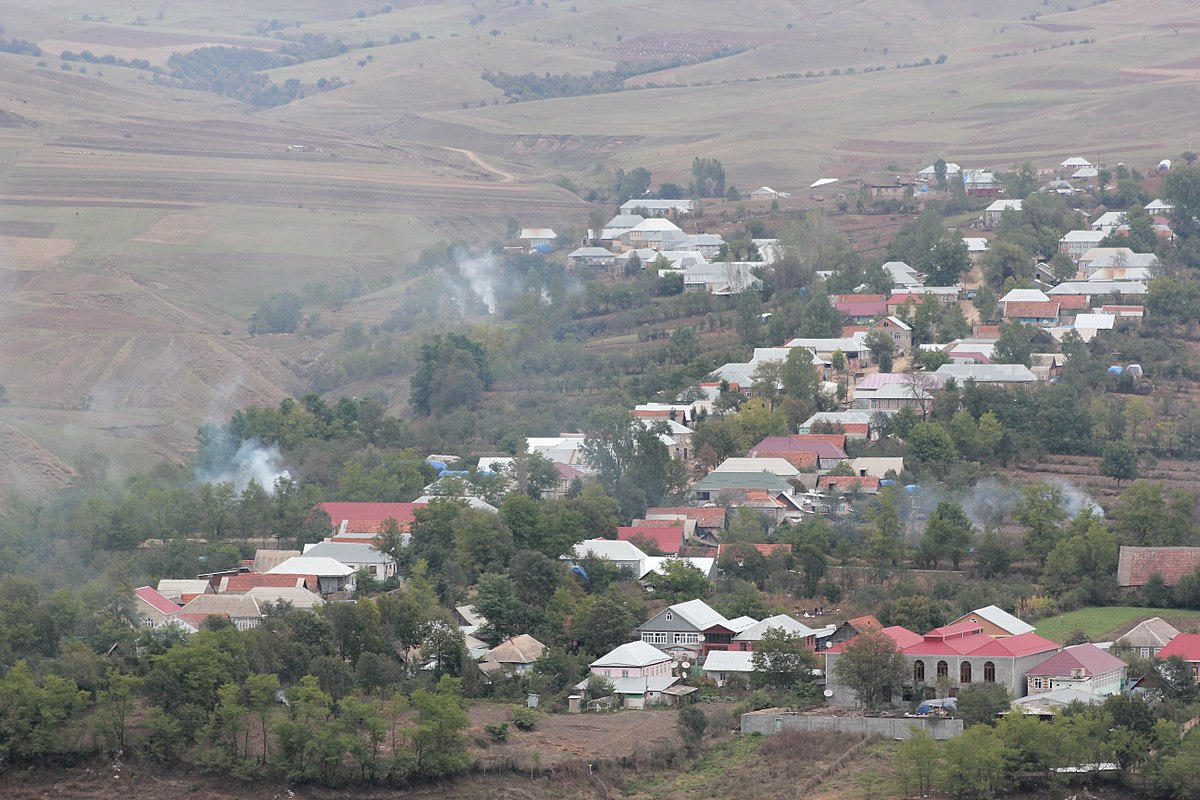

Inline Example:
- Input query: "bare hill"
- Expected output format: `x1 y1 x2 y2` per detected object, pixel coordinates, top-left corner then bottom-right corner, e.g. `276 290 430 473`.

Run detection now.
0 0 1198 494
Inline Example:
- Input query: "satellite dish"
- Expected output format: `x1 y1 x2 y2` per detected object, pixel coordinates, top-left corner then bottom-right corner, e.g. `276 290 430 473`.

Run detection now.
823 689 834 698
681 662 691 670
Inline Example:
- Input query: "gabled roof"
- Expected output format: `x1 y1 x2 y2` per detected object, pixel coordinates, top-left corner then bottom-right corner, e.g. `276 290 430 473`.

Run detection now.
749 436 847 460
245 586 324 610
253 549 301 572
986 199 1024 212
1027 643 1126 677
641 556 716 580
180 593 263 619
572 538 647 564
1074 313 1115 330
220 573 317 594
668 598 730 630
690 471 792 494
1117 617 1179 649
484 634 546 665
303 541 394 565
647 507 726 529
317 502 418 533
713 457 801 478
267 556 355 578
136 586 182 616
1060 229 1106 243
518 228 557 239
1000 288 1050 304
616 525 685 555
1004 301 1060 319
734 614 819 641
816 475 880 493
933 363 1037 383
1158 633 1200 661
965 605 1035 636
1117 546 1200 586
702 650 755 673
591 640 673 668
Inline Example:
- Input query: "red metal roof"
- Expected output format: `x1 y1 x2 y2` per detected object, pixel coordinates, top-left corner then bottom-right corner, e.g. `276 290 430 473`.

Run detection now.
136 586 181 615
750 436 847 460
1026 643 1126 677
1117 546 1200 587
647 507 726 528
317 501 419 533
1057 295 1091 310
849 614 883 631
1003 301 1061 319
222 573 317 593
836 299 888 318
924 621 985 639
616 525 684 554
1157 633 1200 662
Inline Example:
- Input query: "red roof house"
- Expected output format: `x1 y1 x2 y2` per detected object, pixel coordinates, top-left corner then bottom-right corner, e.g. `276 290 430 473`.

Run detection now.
1157 634 1200 671
1025 643 1127 695
834 296 888 323
317 501 420 534
220 573 319 594
1117 546 1200 587
1003 301 1061 324
816 475 881 495
616 525 685 555
646 507 726 531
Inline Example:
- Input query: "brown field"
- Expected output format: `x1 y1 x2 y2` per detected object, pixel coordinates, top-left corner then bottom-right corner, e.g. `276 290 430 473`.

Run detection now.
133 214 218 244
0 0 1197 495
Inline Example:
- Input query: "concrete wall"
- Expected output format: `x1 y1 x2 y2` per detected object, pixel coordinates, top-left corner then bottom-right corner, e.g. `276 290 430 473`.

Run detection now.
741 712 963 740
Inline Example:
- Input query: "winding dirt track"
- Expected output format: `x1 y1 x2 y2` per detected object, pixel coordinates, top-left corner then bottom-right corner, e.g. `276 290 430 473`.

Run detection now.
442 146 516 183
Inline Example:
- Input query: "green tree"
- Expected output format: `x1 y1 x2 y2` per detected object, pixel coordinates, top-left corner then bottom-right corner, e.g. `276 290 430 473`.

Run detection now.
863 329 896 373
1163 163 1200 239
409 333 492 416
954 683 1010 727
473 572 526 643
1014 482 1067 565
249 291 303 334
907 421 958 467
676 705 707 757
942 725 1008 800
411 676 471 780
993 321 1034 366
833 629 907 710
894 728 939 796
750 627 818 693
646 559 710 602
918 501 974 568
1101 440 1139 484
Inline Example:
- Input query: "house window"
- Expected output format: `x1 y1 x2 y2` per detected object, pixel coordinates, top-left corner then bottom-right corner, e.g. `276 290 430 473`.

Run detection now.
983 661 995 683
913 660 925 683
1032 677 1044 690
960 662 972 684
622 670 629 678
674 633 699 645
642 632 668 645
936 661 949 679
665 612 673 622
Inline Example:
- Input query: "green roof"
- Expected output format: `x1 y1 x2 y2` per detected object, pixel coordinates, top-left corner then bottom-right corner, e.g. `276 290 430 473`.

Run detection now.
691 472 791 493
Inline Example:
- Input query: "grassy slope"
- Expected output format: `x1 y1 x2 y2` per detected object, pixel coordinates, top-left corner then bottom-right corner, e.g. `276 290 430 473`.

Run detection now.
0 0 1198 491
1034 606 1200 644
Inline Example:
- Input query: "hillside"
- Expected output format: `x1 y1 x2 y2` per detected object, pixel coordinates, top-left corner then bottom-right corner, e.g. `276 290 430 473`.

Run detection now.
0 0 1199 492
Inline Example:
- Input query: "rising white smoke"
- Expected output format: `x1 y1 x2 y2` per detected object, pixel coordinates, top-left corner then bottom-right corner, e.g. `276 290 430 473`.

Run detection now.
203 439 291 494
1049 477 1105 519
456 252 500 314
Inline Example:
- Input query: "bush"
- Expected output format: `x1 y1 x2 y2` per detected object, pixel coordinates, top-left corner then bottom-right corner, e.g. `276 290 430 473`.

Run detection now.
510 707 539 731
485 721 509 742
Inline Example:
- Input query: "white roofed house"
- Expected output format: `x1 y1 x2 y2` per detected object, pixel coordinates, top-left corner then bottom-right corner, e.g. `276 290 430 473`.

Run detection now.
681 260 762 295
568 247 619 270
1061 157 1092 169
302 541 397 580
750 186 790 201
881 260 923 289
267 556 357 594
600 214 644 241
619 198 694 218
984 199 1022 228
933 363 1038 386
513 228 557 252
1059 230 1107 260
637 598 734 660
579 641 680 709
570 539 647 577
731 614 819 652
1091 211 1127 233
621 218 690 251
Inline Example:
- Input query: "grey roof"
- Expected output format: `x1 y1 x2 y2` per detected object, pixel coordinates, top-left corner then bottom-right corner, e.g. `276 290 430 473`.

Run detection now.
668 599 730 630
569 246 617 259
267 556 356 577
245 586 324 610
733 614 819 641
690 471 792 494
966 605 1035 635
1117 617 1179 649
303 541 393 565
253 549 301 572
571 539 647 564
603 675 680 695
180 594 262 619
986 199 1023 212
933 363 1037 383
484 634 545 665
591 640 674 668
702 650 755 673
1049 280 1147 297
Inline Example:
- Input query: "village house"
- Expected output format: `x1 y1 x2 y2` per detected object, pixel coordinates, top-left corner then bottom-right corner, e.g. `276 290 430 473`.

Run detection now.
318 501 420 536
701 650 757 686
567 246 619 270
816 475 881 496
619 198 694 218
641 555 717 581
748 435 848 471
512 228 557 253
1117 546 1200 587
869 315 913 354
680 260 762 295
637 599 744 659
615 524 685 555
267 556 357 594
881 261 924 289
178 593 264 631
731 614 819 652
599 213 644 241
826 615 884 647
480 634 546 676
917 162 961 180
933 363 1038 387
962 169 1001 197
749 186 789 201
570 539 648 576
1004 301 1062 326
833 294 888 324
219 573 319 595
948 605 1036 638
798 411 878 440
620 218 689 251
690 471 794 503
712 456 802 481
134 586 189 630
1059 230 1107 260
685 233 726 258
1117 618 1180 659
984 198 1023 228
156 579 213 605
1026 644 1127 696
646 507 726 540
302 541 397 580
581 641 681 709
824 621 1060 706
1155 634 1200 681
850 457 905 478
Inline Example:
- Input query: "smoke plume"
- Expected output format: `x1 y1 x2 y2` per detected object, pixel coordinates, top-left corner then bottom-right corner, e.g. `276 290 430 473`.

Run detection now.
200 439 291 494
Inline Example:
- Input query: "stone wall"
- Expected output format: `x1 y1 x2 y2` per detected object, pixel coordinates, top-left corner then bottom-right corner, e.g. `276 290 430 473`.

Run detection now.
740 711 963 740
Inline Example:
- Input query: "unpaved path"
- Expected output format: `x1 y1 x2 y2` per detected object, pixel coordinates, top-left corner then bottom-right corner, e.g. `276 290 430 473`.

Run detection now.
442 146 515 183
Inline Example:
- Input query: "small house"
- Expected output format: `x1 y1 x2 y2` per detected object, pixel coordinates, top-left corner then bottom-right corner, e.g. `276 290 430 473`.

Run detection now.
1117 618 1179 659
1025 644 1127 697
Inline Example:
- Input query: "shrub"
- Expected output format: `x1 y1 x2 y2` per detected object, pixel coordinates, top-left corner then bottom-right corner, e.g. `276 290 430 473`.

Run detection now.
510 707 539 731
485 721 509 742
